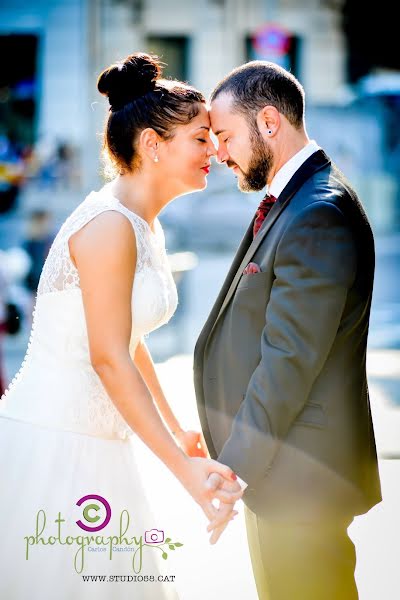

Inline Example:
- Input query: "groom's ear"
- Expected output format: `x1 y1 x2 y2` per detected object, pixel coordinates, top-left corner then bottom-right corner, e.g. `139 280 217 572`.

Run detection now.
256 105 280 140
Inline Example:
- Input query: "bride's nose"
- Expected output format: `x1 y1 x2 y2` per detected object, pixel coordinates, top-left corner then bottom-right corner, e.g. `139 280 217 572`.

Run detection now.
207 139 217 156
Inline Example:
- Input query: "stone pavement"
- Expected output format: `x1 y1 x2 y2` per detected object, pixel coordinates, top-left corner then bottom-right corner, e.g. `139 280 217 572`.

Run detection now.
127 351 400 600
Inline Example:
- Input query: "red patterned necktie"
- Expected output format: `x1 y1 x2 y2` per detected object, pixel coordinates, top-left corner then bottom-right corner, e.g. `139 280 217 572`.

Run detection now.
253 194 277 238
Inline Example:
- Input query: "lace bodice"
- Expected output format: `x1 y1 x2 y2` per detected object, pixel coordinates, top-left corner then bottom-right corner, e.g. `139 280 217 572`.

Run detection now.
0 185 178 440
37 186 165 295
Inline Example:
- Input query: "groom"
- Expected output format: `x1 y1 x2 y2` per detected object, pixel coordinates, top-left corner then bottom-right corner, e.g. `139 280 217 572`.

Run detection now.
194 61 382 599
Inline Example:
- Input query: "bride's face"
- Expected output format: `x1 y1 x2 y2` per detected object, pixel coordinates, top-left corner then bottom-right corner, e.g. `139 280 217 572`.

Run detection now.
158 104 216 195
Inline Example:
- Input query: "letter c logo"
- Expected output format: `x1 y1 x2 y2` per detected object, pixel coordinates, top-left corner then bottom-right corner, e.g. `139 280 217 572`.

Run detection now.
76 494 112 532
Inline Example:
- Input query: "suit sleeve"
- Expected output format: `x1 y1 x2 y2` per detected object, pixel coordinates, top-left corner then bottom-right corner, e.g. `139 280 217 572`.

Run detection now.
218 201 357 490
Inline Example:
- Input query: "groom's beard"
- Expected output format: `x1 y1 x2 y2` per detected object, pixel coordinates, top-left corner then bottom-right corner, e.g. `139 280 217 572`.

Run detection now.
236 127 274 193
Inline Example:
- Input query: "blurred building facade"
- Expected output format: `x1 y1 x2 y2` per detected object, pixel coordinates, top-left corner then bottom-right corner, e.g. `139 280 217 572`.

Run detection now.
0 0 346 184
1 0 399 231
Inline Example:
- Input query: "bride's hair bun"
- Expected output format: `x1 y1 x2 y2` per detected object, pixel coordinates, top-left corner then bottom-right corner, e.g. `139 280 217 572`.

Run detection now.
97 52 162 110
98 50 205 176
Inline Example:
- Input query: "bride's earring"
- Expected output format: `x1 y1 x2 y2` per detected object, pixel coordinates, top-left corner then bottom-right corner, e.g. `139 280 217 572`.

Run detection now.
154 155 159 163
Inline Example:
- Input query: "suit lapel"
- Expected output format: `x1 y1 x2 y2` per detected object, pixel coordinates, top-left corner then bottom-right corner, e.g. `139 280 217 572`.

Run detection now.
203 150 331 345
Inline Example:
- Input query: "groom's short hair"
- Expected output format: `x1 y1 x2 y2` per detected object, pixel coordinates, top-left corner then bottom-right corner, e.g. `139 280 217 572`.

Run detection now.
210 61 305 129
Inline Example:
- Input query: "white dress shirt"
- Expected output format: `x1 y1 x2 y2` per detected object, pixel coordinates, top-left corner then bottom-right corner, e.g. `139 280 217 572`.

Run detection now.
235 140 320 493
268 139 320 198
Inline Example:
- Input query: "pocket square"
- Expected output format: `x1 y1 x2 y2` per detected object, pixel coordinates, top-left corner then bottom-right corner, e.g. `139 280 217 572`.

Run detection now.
243 262 261 275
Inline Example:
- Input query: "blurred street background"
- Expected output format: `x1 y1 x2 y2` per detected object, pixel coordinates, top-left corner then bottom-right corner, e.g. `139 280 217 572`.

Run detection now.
0 1 399 598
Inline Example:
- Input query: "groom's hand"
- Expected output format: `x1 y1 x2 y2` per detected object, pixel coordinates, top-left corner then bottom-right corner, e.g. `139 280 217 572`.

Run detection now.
179 458 243 526
208 500 235 545
205 472 243 506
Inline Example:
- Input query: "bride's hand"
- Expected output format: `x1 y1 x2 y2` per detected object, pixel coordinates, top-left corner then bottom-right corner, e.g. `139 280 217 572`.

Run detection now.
177 457 243 523
175 429 208 457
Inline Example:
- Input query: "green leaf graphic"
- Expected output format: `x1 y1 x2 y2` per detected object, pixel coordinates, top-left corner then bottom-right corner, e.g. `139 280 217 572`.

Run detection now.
168 545 175 550
165 537 171 543
174 542 183 547
162 552 168 560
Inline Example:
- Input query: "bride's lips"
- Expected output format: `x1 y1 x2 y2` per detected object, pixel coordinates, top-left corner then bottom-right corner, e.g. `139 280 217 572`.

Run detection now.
201 165 210 174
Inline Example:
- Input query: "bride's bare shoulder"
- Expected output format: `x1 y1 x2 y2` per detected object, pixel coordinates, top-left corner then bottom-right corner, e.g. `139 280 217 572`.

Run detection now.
68 209 135 269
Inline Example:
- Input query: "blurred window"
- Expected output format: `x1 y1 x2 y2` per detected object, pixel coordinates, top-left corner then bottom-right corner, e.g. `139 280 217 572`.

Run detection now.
146 36 189 81
245 31 301 79
0 34 39 147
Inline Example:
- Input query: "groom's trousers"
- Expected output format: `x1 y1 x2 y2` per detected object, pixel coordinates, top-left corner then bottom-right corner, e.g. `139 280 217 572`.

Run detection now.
244 505 358 600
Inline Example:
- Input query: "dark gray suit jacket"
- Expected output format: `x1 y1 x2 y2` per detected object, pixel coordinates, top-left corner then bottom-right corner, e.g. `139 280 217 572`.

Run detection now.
194 150 382 520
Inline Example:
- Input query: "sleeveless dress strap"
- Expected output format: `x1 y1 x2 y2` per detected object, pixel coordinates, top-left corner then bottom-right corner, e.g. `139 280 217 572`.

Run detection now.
37 191 154 296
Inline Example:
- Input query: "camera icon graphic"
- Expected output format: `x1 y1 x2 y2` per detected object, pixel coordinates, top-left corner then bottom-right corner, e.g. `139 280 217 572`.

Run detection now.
145 529 164 544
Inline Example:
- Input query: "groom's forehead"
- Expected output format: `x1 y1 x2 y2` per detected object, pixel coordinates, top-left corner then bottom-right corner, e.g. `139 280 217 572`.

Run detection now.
210 96 246 133
210 93 234 120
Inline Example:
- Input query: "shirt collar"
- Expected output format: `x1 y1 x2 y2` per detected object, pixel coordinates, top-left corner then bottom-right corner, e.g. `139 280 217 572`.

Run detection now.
268 140 320 198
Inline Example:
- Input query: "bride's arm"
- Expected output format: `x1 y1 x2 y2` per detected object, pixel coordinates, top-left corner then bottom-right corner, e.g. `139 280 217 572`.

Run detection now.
133 337 208 457
69 210 241 517
133 340 183 435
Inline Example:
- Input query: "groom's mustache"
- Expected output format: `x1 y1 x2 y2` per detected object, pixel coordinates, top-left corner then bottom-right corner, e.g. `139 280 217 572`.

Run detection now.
226 160 239 169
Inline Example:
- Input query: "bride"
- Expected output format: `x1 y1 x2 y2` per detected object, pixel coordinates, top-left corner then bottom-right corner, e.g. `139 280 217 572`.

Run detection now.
0 52 243 599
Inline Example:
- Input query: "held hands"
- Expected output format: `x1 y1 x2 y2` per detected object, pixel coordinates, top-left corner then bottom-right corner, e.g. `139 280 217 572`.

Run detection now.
205 473 242 545
179 457 243 540
174 429 242 543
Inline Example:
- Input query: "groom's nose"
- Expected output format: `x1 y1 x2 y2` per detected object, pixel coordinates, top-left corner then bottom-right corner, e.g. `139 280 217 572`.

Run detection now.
217 146 229 164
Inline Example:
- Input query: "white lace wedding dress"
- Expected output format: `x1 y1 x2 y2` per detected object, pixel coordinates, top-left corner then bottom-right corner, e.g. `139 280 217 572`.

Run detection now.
0 185 180 599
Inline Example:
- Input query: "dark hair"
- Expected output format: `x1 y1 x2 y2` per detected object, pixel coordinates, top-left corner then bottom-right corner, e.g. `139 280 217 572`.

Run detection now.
210 61 305 129
97 52 205 174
